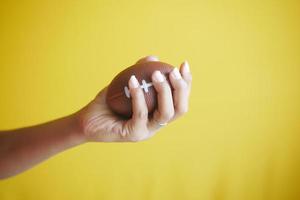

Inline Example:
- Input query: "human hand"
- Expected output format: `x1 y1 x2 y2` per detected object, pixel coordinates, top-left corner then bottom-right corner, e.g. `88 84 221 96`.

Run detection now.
77 56 192 142
0 56 191 179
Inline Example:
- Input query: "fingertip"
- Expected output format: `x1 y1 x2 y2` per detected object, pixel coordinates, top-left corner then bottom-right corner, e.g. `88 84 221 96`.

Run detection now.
181 60 190 74
180 61 192 84
129 75 139 89
152 70 165 83
136 55 159 64
170 67 182 80
146 55 159 61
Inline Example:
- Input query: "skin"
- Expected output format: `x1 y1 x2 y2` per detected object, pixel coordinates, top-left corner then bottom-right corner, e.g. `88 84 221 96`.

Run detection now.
0 56 192 179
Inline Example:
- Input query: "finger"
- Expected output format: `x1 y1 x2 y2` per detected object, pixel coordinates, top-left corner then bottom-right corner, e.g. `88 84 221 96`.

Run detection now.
128 75 148 123
124 75 148 141
136 55 159 64
169 67 189 120
180 61 192 90
148 71 174 131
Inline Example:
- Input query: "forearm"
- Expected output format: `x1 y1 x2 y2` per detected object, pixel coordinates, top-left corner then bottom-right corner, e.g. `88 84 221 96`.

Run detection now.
0 113 86 179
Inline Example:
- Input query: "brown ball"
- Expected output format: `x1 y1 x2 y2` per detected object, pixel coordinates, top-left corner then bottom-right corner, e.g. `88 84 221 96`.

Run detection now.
106 61 174 118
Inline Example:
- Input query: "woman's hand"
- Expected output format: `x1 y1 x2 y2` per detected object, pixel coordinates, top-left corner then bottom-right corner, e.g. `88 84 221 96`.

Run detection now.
0 55 191 179
78 56 192 142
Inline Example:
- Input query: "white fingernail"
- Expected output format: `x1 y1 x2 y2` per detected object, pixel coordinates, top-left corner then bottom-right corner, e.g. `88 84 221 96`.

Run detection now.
153 71 165 82
129 75 139 88
171 68 182 79
182 60 190 74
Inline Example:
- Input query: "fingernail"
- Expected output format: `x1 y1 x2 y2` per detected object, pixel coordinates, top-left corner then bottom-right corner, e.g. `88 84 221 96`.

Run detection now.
153 71 165 82
129 75 139 88
171 68 182 80
182 60 190 74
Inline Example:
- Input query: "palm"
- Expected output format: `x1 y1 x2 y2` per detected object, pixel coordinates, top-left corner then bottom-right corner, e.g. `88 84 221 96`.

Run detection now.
80 88 149 142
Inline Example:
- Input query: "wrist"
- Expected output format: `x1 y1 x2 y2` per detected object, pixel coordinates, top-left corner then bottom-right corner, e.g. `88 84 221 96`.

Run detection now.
69 112 88 144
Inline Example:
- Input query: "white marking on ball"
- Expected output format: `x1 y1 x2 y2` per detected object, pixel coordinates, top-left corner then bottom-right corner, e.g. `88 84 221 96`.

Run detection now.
124 79 153 98
124 86 131 98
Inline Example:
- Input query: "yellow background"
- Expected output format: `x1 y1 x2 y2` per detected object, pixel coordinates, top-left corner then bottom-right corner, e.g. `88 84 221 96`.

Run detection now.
0 0 299 199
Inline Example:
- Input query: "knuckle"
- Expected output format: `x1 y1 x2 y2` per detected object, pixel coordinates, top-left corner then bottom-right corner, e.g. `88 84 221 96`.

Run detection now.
136 92 145 101
132 87 143 98
129 88 137 98
129 134 146 142
137 110 148 120
177 106 188 116
176 80 188 90
156 82 171 93
160 110 174 121
129 137 140 142
185 74 192 84
134 88 143 99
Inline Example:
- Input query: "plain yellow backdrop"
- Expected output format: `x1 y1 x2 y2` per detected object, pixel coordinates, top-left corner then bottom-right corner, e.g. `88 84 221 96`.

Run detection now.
0 0 299 199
